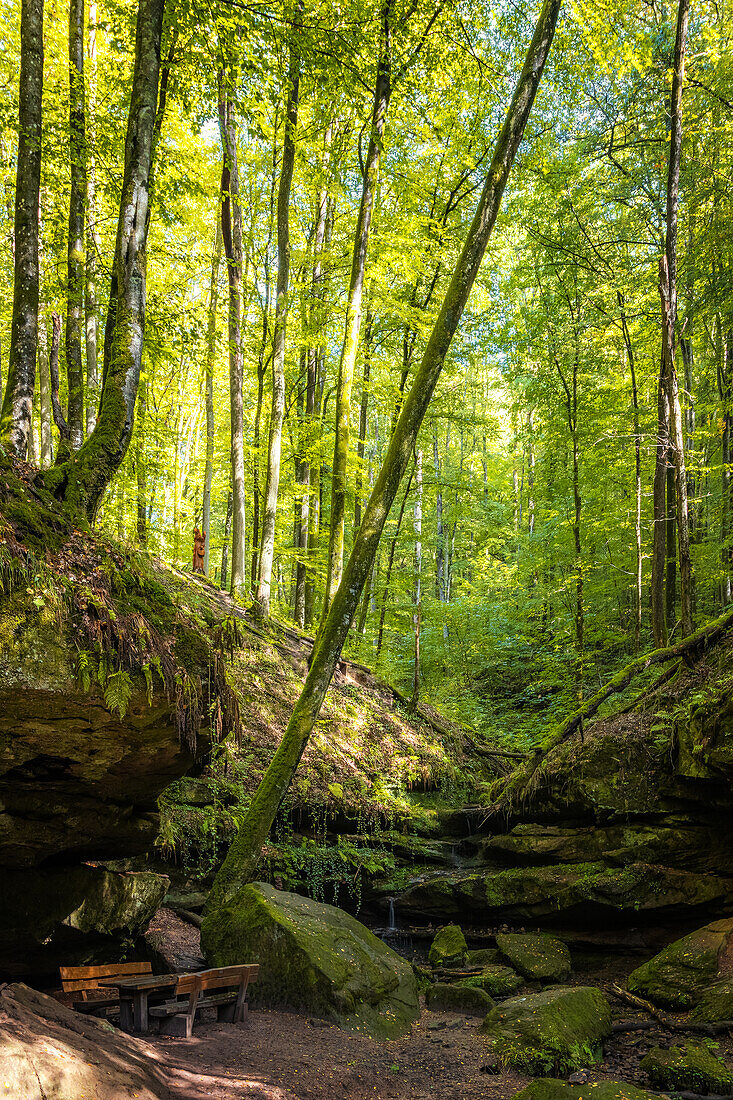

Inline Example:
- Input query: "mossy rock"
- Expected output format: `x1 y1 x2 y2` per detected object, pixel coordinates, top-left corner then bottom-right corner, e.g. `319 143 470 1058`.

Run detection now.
511 1080 666 1100
425 981 492 1016
481 985 612 1076
428 924 467 968
627 918 733 1009
201 882 419 1039
640 1042 733 1094
691 979 733 1023
459 964 522 997
496 932 571 983
467 947 501 966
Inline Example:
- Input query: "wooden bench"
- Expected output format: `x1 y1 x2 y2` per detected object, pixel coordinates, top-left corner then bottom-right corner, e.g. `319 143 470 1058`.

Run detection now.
149 964 259 1037
59 961 153 1016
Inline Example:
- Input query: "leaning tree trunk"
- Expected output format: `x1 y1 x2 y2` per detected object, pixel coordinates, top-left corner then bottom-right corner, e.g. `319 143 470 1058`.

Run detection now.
203 0 562 914
0 0 44 458
322 0 392 618
255 13 301 618
39 0 166 519
66 0 86 451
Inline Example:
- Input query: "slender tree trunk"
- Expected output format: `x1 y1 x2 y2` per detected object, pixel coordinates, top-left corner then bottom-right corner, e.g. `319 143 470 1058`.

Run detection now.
619 293 642 652
66 0 86 450
720 324 732 605
659 0 693 637
354 307 373 537
40 0 166 519
136 375 147 546
202 0 561 915
527 408 535 535
218 75 246 595
294 349 308 626
322 0 392 616
220 487 233 591
256 14 301 617
0 0 44 458
376 462 414 661
651 359 670 646
203 219 222 575
409 447 423 711
85 0 100 434
37 311 52 465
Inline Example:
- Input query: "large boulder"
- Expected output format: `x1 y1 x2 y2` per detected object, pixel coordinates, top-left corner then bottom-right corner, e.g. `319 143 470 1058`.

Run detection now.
397 862 733 925
627 918 733 1009
425 982 492 1016
201 881 420 1038
0 864 168 979
512 1081 664 1100
480 986 612 1075
428 924 467 968
691 979 733 1023
459 964 522 997
641 1042 733 1094
496 932 571 982
0 983 169 1099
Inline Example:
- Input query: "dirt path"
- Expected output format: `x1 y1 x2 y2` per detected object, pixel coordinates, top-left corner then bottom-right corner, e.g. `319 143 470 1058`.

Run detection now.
156 1004 528 1100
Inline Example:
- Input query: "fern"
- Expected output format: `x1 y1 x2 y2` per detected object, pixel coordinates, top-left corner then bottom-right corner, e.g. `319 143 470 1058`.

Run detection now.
105 670 133 718
76 650 92 693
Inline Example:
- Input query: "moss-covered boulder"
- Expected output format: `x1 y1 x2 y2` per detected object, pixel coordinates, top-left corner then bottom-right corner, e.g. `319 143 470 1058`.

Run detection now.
691 979 733 1022
428 924 467 968
511 1080 665 1100
397 862 733 924
627 918 733 1009
201 882 420 1039
459 964 522 997
425 981 493 1015
641 1042 733 1094
677 685 733 783
467 947 501 966
480 986 612 1076
496 932 571 982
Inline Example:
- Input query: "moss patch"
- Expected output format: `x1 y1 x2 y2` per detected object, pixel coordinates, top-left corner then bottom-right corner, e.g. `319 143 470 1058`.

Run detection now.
640 1042 733 1094
459 965 521 997
425 981 493 1015
511 1080 665 1100
496 932 571 983
481 986 612 1076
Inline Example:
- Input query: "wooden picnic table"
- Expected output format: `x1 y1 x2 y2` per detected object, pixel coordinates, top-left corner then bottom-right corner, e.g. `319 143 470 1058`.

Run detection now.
99 972 178 1033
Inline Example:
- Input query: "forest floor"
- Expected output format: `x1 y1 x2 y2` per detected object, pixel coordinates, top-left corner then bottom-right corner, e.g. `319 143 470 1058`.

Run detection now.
146 909 733 1100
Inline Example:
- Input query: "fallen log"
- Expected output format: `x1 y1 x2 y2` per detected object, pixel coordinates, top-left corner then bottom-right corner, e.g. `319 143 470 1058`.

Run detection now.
493 604 733 812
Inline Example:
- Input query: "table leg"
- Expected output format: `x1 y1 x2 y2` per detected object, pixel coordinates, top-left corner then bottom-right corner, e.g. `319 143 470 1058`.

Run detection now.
133 991 150 1034
119 995 133 1033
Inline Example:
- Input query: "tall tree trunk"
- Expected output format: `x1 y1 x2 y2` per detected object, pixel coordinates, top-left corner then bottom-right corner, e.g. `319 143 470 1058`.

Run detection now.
203 0 561 913
66 0 86 451
40 0 166 519
256 14 301 618
354 307 373 537
659 0 693 637
218 75 246 595
375 461 414 662
409 447 423 711
322 0 392 616
720 323 732 605
220 487 233 591
37 311 52 465
85 0 100 434
294 349 308 626
619 292 642 652
203 218 222 575
135 375 147 546
0 0 44 458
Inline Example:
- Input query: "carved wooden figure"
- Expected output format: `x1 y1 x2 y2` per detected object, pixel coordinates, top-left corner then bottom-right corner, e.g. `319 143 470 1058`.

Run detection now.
193 527 206 574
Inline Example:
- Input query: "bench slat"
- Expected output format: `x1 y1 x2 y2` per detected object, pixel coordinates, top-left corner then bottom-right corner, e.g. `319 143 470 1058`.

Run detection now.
60 961 152 993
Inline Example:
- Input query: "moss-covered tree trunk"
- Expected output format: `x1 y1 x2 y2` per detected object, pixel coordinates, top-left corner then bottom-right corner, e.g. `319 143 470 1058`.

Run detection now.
0 0 44 459
39 0 166 519
203 219 221 576
204 0 563 915
255 12 301 618
66 0 86 451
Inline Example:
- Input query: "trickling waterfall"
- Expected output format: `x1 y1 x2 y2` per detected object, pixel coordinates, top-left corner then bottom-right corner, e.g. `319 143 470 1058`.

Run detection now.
387 897 397 932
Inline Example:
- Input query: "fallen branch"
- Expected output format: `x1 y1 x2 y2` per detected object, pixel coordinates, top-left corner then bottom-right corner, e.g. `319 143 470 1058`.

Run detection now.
609 983 673 1028
609 985 733 1037
618 659 682 715
493 605 733 812
611 1019 656 1033
171 907 203 929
